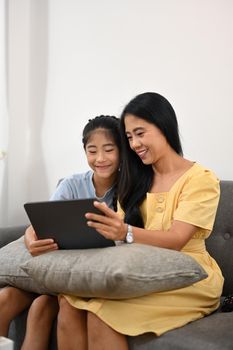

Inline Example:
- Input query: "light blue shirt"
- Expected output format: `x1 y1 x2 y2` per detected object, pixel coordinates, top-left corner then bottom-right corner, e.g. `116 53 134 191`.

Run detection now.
50 170 115 209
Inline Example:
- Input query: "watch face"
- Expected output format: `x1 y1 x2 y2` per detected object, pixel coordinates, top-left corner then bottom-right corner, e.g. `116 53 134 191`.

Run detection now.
126 232 133 243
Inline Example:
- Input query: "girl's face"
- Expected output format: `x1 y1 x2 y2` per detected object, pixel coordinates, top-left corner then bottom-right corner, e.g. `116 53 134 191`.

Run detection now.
85 128 120 180
124 114 169 165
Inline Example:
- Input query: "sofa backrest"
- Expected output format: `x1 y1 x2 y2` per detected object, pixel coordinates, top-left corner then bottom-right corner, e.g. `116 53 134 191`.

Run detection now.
206 180 233 296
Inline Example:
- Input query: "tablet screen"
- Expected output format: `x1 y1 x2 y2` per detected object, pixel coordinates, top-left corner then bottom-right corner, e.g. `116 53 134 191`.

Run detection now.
24 199 115 249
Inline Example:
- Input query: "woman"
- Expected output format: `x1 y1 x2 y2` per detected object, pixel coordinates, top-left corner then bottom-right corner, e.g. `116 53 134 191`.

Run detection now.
57 92 224 350
0 115 121 350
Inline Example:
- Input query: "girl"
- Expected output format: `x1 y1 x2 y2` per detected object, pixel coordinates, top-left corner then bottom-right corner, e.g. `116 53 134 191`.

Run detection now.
0 115 121 350
56 93 224 350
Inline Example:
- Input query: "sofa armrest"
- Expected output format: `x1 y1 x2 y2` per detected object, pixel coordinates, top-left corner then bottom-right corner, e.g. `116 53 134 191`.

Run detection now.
0 225 28 248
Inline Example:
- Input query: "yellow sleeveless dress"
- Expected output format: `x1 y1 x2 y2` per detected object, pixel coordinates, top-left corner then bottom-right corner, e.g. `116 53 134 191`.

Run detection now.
63 163 224 336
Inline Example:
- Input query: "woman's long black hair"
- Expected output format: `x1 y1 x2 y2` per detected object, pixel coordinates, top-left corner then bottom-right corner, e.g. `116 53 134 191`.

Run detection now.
118 92 183 227
82 115 121 211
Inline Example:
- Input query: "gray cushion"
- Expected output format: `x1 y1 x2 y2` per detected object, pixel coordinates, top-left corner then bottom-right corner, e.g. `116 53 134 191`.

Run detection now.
0 237 51 294
21 243 207 299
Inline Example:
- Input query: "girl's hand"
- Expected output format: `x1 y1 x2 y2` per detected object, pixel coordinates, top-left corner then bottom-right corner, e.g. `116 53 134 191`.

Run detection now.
85 201 128 241
24 225 58 256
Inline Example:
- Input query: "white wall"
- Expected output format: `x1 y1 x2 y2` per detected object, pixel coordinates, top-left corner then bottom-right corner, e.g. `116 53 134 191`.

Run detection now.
2 0 233 225
0 0 8 224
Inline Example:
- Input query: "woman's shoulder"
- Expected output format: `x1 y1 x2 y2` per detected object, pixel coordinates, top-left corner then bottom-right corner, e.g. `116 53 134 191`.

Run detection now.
188 163 219 181
181 162 220 194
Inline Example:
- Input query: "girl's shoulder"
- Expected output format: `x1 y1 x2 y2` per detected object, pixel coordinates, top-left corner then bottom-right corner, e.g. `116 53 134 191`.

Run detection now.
62 170 93 185
51 170 95 200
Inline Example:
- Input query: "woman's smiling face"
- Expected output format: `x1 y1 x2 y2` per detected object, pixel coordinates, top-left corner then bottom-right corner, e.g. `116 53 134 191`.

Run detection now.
124 114 169 165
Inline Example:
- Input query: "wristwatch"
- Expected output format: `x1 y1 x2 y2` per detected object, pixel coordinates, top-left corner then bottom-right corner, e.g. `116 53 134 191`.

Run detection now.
125 224 134 244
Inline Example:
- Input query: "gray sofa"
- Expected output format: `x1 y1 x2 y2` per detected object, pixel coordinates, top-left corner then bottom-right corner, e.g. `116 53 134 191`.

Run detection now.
1 180 233 350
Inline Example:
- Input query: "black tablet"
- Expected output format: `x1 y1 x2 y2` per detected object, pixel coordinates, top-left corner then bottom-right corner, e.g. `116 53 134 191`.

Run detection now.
24 199 115 249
